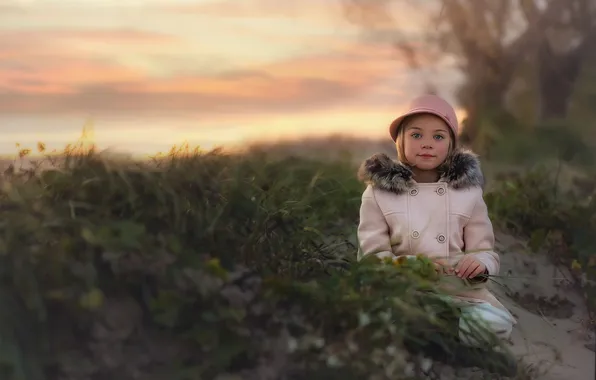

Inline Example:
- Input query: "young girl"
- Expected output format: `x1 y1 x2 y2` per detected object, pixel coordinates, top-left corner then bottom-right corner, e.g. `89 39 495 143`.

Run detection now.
356 94 516 350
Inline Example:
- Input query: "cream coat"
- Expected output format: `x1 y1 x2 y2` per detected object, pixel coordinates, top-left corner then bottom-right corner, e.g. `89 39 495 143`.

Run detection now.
356 149 515 320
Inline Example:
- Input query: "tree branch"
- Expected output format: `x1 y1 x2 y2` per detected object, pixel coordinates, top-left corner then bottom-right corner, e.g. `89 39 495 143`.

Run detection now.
575 0 596 36
518 0 541 25
505 0 570 65
494 0 513 43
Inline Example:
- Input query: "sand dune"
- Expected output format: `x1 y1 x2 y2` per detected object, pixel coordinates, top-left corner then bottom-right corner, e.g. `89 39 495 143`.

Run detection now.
492 231 595 379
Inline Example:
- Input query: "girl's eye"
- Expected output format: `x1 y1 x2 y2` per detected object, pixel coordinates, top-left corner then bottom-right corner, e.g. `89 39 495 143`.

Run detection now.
434 135 445 140
411 133 422 139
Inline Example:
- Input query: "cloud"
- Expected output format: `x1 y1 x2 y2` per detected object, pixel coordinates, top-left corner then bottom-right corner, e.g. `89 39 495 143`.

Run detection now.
0 27 180 93
0 28 179 49
49 28 178 43
0 34 403 115
0 0 205 9
163 0 342 20
0 4 22 12
0 55 144 94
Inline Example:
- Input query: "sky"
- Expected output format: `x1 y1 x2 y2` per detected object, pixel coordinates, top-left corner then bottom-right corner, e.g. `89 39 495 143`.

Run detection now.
0 0 463 157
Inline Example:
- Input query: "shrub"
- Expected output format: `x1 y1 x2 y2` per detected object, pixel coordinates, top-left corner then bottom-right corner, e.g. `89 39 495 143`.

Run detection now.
0 145 515 380
485 166 596 312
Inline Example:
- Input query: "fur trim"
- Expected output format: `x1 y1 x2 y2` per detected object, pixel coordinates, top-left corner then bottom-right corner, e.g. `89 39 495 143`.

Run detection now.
357 149 484 193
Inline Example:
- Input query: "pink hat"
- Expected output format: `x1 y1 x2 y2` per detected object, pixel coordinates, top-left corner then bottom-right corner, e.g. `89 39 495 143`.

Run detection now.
389 94 459 141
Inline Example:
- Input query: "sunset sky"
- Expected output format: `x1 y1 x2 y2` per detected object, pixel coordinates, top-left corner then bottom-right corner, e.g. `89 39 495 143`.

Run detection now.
0 0 463 157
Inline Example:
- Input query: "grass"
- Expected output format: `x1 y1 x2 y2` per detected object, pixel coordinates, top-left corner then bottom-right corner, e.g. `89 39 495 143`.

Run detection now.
484 165 596 321
0 139 530 380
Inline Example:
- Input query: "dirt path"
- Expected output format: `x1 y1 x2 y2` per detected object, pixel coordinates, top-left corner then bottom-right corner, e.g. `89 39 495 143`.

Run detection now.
492 231 595 379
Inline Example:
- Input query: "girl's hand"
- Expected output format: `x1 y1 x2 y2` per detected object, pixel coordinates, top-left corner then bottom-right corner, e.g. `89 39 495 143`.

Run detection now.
455 256 486 279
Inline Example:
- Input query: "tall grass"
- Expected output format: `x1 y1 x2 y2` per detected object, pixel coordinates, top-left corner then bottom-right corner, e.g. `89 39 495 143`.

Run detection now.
0 141 521 380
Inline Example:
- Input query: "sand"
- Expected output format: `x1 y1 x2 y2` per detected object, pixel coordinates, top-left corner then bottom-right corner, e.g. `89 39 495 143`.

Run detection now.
491 230 595 379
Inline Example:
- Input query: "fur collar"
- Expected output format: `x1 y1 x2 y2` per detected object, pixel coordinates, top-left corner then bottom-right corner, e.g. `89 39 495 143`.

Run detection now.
357 149 484 194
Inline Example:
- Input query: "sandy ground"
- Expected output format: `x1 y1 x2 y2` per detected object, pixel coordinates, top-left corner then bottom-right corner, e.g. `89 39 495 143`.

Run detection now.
490 231 595 379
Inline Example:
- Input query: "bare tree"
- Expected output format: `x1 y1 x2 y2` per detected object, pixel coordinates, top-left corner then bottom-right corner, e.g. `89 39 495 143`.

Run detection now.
342 0 596 148
520 0 596 121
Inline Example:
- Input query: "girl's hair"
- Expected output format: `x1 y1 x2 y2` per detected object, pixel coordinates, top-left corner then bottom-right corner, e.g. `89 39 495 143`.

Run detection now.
395 114 458 169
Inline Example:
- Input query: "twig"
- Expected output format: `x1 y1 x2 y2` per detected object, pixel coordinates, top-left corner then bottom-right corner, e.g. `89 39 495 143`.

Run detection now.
444 274 570 281
553 155 562 201
537 307 556 328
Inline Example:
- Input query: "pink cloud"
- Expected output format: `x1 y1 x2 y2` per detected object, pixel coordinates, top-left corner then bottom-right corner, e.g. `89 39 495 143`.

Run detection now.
162 0 340 19
0 26 404 115
0 28 179 48
0 27 179 93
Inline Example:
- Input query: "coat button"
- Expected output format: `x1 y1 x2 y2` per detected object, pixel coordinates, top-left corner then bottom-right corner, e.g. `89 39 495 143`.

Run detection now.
411 230 420 239
409 188 418 196
436 187 445 195
437 234 446 243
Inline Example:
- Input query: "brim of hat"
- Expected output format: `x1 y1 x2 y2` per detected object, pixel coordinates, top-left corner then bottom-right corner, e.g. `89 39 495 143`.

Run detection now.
389 108 454 141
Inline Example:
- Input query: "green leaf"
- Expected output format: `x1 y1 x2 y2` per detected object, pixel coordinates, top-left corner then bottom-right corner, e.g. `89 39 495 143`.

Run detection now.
529 229 547 252
81 228 96 244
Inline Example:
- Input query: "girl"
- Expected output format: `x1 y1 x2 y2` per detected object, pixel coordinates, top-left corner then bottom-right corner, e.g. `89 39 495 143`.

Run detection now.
356 94 516 353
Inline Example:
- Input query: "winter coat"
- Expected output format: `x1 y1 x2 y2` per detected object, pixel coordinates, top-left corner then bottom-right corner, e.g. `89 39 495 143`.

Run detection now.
356 149 514 318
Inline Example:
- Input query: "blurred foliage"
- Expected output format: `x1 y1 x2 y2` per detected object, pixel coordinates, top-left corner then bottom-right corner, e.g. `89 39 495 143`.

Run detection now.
485 166 596 312
0 142 518 380
485 122 595 167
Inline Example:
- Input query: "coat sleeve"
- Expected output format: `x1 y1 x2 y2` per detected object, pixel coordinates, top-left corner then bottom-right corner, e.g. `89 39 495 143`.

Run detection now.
463 191 500 275
357 185 393 261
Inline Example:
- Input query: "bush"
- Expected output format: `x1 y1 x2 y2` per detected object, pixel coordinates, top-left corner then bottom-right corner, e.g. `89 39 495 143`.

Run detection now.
0 144 515 380
484 122 594 167
485 166 596 312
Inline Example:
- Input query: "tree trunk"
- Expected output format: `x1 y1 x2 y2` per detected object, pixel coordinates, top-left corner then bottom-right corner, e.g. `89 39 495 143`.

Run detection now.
536 41 584 122
457 60 513 151
459 87 504 146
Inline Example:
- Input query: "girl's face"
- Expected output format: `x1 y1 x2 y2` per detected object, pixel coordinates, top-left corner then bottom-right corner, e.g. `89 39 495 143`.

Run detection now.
401 114 452 171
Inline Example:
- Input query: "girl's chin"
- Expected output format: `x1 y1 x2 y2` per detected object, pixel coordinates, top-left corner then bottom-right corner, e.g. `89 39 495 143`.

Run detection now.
412 162 440 171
